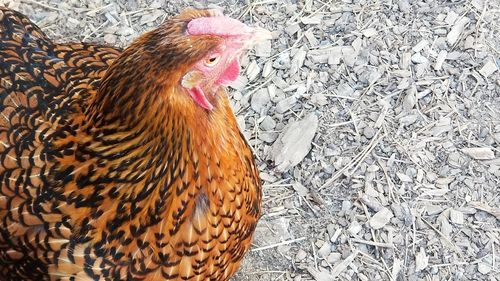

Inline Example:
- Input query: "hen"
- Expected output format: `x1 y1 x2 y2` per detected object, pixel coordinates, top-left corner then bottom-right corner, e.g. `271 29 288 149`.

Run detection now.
0 7 268 281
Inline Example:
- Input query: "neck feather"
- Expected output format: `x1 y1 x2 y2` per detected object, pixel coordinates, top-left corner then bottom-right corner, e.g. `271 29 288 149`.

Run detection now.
55 65 243 247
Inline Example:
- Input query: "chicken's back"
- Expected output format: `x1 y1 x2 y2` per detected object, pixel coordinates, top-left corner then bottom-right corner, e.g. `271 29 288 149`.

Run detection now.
0 7 121 280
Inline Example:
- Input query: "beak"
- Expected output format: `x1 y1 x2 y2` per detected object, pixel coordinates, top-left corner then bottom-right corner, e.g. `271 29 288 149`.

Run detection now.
250 26 273 42
241 26 272 49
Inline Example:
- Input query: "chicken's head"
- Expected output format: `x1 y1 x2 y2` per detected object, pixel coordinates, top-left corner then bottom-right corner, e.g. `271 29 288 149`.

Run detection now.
180 12 271 111
95 9 271 122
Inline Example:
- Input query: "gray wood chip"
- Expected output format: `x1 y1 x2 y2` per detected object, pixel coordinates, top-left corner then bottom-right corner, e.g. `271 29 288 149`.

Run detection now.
103 34 117 44
292 182 308 196
275 96 297 113
254 40 272 58
449 209 464 224
330 228 342 243
296 249 307 261
445 11 459 25
308 46 348 64
290 48 307 76
260 116 277 131
362 27 378 38
411 52 428 64
285 23 300 35
301 14 323 25
311 94 328 106
317 242 331 258
230 75 248 91
415 247 429 272
273 52 291 69
434 50 447 70
307 267 334 281
412 39 428 52
477 261 492 274
400 52 411 69
246 60 261 81
391 258 403 279
330 251 358 277
477 255 493 274
347 220 362 235
396 172 412 182
478 60 498 78
447 17 470 45
261 60 273 78
327 252 341 264
369 207 394 229
308 250 358 280
272 114 318 171
398 0 411 12
251 88 270 112
304 29 318 46
461 147 495 160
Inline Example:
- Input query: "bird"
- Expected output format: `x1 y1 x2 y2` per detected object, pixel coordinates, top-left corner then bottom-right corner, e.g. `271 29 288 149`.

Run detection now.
0 6 269 281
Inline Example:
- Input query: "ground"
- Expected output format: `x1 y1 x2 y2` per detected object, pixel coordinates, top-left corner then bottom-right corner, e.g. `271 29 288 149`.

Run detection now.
3 0 499 280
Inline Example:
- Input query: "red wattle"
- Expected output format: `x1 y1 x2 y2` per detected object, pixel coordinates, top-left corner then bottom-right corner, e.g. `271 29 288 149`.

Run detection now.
188 86 214 111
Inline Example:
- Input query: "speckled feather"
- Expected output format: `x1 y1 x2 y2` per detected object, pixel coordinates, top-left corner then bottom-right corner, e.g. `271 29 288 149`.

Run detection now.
0 7 261 281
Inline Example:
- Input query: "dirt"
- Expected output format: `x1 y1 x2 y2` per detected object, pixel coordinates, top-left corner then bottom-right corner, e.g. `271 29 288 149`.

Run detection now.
4 0 499 280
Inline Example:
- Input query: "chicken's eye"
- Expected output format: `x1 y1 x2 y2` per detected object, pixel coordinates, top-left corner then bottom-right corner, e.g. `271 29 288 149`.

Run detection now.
204 55 220 67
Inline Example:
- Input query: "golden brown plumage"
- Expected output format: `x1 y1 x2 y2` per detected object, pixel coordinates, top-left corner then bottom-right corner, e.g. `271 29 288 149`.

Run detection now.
0 7 264 280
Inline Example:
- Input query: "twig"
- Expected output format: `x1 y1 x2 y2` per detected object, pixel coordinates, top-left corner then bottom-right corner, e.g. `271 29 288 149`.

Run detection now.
20 0 64 12
420 216 464 258
320 127 384 190
82 20 109 41
351 238 394 248
251 237 306 252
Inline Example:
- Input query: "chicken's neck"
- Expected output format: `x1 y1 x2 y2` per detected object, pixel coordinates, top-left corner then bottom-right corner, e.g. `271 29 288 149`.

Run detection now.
55 72 250 248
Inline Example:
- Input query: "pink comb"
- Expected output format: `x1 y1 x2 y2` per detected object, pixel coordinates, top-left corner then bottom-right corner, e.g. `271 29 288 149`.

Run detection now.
187 17 251 37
